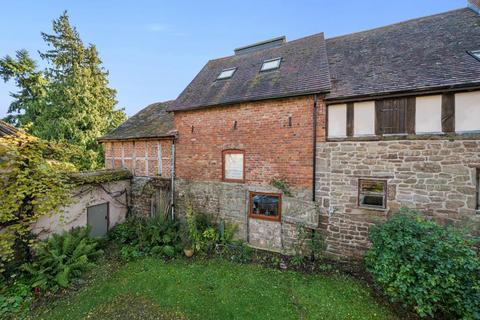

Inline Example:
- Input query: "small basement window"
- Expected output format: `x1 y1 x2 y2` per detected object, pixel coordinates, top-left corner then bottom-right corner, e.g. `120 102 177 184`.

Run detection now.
222 150 244 182
358 179 387 209
249 192 281 221
260 58 281 71
217 67 237 80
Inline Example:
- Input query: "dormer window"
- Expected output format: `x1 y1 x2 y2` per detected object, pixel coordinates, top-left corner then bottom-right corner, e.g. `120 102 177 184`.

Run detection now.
468 50 480 61
260 58 282 72
217 68 237 80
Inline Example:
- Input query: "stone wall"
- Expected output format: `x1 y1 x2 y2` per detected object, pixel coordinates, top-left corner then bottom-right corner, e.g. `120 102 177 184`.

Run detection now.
175 179 320 253
131 176 171 218
316 139 480 259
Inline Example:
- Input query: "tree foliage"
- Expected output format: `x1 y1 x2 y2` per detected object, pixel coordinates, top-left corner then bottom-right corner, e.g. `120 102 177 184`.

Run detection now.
0 132 74 275
0 12 126 170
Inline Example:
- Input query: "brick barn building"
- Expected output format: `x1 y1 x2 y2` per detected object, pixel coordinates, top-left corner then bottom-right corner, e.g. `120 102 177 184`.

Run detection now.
103 2 480 259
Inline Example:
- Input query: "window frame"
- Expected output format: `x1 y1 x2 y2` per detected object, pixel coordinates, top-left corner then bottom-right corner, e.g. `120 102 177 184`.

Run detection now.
222 149 245 183
249 191 282 222
216 67 237 80
260 57 282 72
468 50 480 62
358 179 387 210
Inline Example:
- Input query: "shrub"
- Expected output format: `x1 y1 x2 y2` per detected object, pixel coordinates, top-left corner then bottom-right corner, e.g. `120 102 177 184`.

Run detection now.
108 215 182 260
0 280 32 319
365 209 480 319
22 226 102 292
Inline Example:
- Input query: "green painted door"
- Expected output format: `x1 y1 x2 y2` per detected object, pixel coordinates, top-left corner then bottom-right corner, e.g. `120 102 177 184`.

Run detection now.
87 202 109 237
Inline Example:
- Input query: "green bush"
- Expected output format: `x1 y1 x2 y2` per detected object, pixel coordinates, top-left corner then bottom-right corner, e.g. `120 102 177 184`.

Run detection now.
22 226 102 292
0 280 33 319
365 209 480 319
108 215 182 260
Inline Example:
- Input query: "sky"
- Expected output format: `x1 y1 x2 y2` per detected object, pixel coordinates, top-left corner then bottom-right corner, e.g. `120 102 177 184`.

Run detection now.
0 0 467 118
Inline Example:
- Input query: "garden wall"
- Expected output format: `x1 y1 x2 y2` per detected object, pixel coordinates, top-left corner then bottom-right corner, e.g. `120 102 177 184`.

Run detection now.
32 170 131 239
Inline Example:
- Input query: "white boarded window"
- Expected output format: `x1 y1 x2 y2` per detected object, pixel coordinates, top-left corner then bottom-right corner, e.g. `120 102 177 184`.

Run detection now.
455 91 480 132
415 95 442 134
328 104 347 137
354 101 375 136
223 150 244 182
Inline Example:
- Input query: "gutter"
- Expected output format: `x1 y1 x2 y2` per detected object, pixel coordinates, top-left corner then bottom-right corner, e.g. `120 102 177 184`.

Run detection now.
312 94 317 202
171 137 176 220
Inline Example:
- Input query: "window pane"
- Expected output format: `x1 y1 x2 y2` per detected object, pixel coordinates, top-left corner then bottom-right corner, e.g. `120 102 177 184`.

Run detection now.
217 68 236 80
252 194 279 217
360 180 385 193
359 180 386 209
225 153 243 180
261 58 281 71
359 194 384 207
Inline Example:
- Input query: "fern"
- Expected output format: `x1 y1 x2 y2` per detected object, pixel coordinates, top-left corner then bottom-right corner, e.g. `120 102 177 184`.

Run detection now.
22 226 102 292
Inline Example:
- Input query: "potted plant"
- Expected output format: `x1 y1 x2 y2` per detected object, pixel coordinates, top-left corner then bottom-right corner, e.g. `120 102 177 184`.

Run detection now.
181 227 194 258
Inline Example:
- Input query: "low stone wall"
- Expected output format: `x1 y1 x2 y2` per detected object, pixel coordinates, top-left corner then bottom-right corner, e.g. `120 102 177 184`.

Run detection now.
175 179 321 253
316 139 480 259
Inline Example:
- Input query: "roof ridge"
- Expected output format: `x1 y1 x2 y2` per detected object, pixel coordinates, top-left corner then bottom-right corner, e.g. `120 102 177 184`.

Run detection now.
326 7 468 42
210 32 325 62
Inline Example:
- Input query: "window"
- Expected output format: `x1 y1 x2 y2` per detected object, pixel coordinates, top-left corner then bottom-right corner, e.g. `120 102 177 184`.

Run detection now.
358 179 387 209
327 104 347 137
260 58 281 71
222 150 244 182
375 97 415 135
249 192 281 221
468 50 480 61
217 67 237 80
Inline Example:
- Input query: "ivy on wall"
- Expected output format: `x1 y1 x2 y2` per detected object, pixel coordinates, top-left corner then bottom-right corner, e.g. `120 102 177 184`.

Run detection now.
0 133 74 275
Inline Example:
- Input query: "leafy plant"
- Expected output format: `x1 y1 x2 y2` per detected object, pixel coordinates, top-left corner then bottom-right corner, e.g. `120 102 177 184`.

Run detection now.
270 177 292 196
365 209 480 319
292 223 325 264
0 133 73 277
108 215 182 260
22 226 102 292
0 280 33 320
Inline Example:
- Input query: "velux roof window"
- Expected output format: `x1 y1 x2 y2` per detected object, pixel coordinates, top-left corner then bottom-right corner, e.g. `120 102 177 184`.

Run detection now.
260 57 282 72
469 50 480 61
217 67 237 80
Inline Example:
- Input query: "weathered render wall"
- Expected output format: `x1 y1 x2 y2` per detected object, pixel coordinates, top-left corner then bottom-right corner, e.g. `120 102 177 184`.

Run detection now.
33 179 130 239
173 95 327 252
316 139 480 259
104 139 173 177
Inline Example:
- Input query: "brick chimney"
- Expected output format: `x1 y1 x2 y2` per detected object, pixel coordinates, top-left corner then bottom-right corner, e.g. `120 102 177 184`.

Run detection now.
468 0 480 14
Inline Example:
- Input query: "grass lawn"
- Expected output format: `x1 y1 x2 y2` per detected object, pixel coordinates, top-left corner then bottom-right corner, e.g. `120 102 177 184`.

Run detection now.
32 258 398 320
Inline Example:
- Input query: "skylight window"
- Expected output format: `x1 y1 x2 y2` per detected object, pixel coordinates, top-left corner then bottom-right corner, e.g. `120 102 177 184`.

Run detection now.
469 50 480 61
217 68 237 80
260 58 282 72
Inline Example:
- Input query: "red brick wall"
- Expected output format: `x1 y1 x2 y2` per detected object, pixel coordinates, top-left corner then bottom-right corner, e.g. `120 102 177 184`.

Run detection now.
174 95 326 188
103 139 173 177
